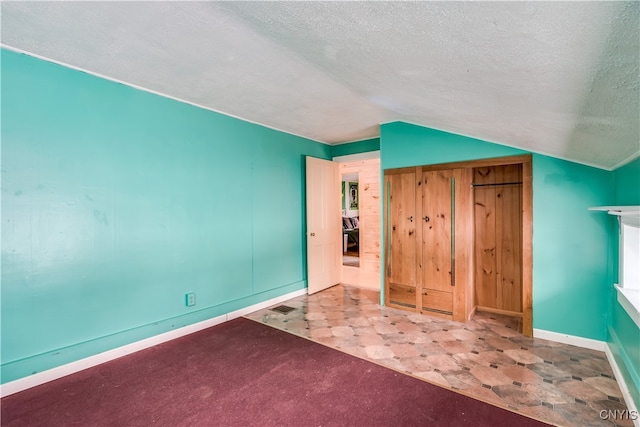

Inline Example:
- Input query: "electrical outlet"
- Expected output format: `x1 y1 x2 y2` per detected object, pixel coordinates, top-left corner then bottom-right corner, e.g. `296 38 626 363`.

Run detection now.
185 292 196 307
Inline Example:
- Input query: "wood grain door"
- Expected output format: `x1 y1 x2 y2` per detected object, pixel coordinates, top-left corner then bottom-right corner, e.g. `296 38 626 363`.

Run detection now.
421 169 455 317
385 171 418 309
474 164 523 314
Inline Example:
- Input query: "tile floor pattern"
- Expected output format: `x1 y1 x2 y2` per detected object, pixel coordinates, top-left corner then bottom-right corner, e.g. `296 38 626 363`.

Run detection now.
245 285 633 427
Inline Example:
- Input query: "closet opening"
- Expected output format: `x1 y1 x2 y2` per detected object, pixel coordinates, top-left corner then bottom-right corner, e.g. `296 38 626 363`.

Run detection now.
383 155 533 336
473 163 524 331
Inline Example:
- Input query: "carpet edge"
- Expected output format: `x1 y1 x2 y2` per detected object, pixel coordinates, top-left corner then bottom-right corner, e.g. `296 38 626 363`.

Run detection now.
241 316 554 426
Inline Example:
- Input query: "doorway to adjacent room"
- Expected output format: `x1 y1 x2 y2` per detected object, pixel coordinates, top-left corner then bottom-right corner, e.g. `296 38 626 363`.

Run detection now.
335 154 381 291
342 171 360 267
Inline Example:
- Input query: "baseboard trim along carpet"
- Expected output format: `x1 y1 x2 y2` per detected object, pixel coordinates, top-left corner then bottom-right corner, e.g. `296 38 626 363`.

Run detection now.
1 318 551 427
0 288 307 398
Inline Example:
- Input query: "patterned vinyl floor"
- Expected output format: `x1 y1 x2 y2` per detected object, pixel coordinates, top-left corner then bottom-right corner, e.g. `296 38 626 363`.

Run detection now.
244 284 633 427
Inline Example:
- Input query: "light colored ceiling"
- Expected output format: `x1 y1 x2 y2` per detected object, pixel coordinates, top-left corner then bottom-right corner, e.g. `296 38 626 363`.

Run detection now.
1 1 638 170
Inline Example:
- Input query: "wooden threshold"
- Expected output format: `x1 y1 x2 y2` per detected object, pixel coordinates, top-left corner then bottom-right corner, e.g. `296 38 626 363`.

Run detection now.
476 305 523 318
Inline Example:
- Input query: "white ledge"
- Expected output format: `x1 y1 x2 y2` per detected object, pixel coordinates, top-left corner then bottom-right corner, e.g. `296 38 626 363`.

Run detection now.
588 206 640 216
616 284 640 329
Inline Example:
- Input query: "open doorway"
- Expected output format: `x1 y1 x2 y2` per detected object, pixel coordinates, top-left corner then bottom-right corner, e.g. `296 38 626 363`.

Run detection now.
342 172 360 267
334 154 381 291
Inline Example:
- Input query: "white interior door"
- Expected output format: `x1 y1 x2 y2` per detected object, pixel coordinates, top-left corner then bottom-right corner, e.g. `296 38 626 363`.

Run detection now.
306 156 341 294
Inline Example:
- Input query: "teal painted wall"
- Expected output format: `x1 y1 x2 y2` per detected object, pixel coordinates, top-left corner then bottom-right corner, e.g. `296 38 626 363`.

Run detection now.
610 303 640 408
614 157 640 205
1 50 331 383
380 122 613 341
331 137 380 158
608 156 640 409
381 122 525 170
532 154 612 339
609 157 640 285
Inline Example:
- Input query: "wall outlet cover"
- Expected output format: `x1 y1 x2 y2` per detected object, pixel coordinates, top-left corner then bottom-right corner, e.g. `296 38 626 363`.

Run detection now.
186 292 196 307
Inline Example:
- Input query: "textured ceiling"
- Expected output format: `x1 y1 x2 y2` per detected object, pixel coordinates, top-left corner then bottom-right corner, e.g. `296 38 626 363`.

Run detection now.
1 1 638 169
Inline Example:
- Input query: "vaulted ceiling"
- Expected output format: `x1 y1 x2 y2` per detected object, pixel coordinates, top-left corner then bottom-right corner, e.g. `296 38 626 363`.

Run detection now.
2 1 638 170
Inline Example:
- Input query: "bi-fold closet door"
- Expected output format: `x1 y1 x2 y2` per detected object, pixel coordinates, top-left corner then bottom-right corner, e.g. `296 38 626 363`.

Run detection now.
385 167 473 322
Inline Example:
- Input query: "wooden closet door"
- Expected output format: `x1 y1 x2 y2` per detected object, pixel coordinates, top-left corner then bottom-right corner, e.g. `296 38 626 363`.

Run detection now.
474 164 523 314
421 169 455 316
495 165 522 313
385 172 418 310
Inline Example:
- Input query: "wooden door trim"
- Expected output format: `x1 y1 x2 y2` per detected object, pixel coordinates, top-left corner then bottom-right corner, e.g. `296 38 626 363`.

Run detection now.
521 158 533 336
414 168 423 310
420 155 532 172
384 166 417 176
383 176 390 307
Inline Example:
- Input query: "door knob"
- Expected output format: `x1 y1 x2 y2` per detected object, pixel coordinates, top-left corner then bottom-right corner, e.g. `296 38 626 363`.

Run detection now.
423 216 430 222
310 232 316 237
407 216 413 222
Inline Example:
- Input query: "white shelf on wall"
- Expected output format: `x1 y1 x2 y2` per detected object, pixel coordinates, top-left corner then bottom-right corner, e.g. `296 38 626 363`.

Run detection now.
588 206 640 216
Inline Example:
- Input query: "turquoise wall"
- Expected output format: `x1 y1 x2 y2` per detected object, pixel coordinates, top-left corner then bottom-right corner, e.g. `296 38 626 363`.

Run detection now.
331 137 380 158
532 154 612 339
614 157 640 205
381 123 525 170
380 122 613 341
1 50 331 383
609 156 640 286
610 303 640 408
608 156 640 408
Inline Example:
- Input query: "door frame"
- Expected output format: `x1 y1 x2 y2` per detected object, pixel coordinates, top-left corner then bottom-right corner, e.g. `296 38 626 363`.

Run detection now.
384 154 533 336
334 152 382 291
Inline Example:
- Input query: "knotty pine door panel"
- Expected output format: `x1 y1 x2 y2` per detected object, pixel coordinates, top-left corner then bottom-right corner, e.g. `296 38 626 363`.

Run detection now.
421 169 454 317
474 164 523 314
385 166 473 322
385 171 418 310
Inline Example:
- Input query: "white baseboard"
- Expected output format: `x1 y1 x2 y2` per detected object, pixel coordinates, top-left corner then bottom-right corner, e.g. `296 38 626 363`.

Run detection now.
0 288 306 398
533 328 639 424
605 344 640 427
226 288 307 320
533 328 606 351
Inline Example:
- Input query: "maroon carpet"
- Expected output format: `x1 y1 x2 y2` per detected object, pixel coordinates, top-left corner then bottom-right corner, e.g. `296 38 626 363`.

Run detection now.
2 318 549 426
